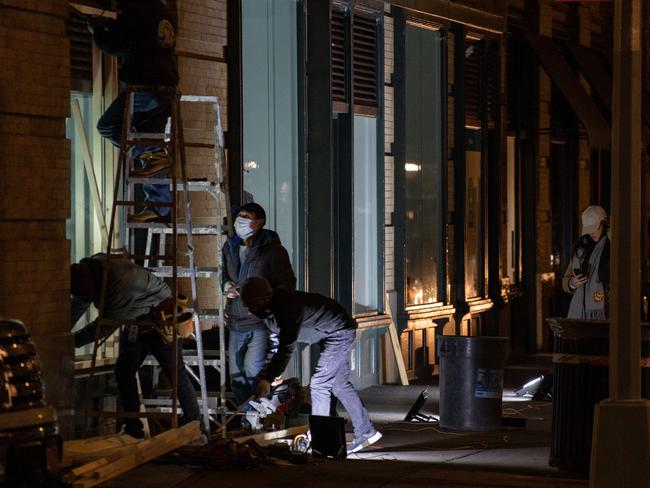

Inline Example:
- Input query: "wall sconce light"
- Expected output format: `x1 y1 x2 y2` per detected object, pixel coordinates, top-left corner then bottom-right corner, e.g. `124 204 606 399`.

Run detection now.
405 162 421 172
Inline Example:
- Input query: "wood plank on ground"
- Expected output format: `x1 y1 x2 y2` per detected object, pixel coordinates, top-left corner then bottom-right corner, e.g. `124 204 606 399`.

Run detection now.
232 425 308 446
63 433 142 466
69 421 201 488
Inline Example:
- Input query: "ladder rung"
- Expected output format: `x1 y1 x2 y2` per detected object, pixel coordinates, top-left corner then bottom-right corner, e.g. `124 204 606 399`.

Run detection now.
116 200 174 207
184 349 222 358
148 225 223 235
142 354 222 367
127 132 167 140
127 178 218 192
193 309 221 319
127 254 174 261
126 222 172 229
150 266 220 278
181 95 219 103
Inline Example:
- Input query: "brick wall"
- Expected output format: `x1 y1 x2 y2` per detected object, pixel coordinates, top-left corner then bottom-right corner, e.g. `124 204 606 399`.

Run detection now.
0 0 73 435
175 0 229 318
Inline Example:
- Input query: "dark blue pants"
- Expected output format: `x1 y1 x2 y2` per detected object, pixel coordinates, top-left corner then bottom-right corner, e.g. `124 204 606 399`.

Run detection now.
115 327 200 435
311 329 374 438
97 90 172 216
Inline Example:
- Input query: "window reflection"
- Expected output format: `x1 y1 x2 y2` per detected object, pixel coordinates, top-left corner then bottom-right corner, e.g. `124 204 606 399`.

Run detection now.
353 116 379 312
465 128 482 298
242 0 300 278
404 25 443 306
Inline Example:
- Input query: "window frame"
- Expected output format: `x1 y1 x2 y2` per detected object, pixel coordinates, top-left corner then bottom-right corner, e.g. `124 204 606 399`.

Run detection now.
330 3 385 316
393 11 449 324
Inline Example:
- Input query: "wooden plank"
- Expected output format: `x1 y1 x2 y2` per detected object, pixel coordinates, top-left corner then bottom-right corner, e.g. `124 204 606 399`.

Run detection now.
63 434 141 466
71 98 109 246
70 2 117 19
232 425 308 446
70 421 201 488
386 298 410 386
63 458 109 484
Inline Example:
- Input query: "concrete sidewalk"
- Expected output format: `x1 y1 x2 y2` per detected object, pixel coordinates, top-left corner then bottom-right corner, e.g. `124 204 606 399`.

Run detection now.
101 371 588 488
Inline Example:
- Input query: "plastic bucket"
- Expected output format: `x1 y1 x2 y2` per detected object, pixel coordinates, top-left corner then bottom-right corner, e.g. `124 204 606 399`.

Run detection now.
439 336 509 431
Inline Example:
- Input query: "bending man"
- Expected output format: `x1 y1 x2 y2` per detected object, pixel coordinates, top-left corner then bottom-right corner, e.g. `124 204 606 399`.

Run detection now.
240 277 381 454
71 254 200 438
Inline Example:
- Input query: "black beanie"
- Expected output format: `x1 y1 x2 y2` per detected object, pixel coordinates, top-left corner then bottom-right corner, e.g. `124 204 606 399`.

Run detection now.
240 277 273 306
240 202 266 222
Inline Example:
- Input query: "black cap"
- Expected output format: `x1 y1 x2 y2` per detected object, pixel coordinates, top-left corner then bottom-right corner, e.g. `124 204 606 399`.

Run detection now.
240 202 266 222
240 277 273 306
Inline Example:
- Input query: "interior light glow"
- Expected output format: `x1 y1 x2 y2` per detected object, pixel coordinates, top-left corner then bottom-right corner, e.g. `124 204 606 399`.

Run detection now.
405 163 421 172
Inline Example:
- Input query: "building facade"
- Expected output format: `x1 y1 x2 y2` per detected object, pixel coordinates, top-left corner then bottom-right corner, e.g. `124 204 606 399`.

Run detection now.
1 0 647 435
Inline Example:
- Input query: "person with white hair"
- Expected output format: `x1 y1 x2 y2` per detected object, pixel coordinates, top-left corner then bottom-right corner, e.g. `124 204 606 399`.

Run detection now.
562 205 611 319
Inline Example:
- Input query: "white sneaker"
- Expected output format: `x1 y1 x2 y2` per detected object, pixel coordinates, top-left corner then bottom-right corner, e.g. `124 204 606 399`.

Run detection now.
347 429 382 454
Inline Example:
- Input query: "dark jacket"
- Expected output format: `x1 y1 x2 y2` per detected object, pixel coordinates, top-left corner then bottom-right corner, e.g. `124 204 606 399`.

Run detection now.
93 0 178 85
261 289 357 381
72 254 170 347
222 229 296 331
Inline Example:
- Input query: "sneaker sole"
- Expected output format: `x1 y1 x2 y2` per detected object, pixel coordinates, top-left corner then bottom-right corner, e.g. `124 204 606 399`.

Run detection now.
348 431 382 454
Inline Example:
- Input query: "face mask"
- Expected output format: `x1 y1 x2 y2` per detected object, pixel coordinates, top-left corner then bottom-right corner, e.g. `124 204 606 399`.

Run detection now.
234 216 255 240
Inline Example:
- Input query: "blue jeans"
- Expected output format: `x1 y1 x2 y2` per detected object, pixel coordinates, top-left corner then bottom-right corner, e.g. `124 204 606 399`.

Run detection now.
97 90 172 216
228 327 270 406
311 329 374 438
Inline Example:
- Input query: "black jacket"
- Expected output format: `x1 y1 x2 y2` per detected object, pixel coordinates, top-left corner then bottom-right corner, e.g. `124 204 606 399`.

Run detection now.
222 230 296 331
93 0 178 85
261 289 357 381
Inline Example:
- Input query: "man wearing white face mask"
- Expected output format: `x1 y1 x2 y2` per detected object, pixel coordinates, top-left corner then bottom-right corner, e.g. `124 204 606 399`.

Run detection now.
222 202 296 408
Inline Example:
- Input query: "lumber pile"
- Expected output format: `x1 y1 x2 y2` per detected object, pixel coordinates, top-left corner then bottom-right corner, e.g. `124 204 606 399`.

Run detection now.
63 421 202 487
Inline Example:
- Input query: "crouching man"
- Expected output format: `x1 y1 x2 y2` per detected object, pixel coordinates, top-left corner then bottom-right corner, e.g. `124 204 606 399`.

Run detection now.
70 254 200 438
240 277 382 454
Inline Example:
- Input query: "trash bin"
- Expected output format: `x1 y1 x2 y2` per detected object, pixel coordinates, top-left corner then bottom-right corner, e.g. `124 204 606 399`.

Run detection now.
547 318 650 476
439 336 509 431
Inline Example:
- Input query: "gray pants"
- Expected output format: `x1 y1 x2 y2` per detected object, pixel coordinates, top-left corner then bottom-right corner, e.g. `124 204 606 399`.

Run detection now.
310 328 373 438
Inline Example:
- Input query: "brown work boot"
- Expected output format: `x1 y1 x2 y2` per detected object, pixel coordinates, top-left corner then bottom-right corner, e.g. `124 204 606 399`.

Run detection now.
131 153 172 177
127 208 171 224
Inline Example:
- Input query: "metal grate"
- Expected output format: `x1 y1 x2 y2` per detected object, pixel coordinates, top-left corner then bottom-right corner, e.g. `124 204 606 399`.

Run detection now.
332 9 348 104
352 13 378 107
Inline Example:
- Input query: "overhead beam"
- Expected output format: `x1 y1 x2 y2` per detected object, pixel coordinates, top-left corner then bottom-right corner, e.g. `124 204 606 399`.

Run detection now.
390 0 504 34
523 29 611 149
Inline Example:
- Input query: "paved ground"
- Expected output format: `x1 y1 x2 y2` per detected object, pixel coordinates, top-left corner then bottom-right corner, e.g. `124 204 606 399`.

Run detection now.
99 359 589 487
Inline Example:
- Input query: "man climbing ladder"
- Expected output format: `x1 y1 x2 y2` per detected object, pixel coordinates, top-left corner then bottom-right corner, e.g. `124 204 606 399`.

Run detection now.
90 0 177 223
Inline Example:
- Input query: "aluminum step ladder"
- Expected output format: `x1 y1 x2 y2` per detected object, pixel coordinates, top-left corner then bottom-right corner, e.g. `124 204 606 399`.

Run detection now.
139 95 233 434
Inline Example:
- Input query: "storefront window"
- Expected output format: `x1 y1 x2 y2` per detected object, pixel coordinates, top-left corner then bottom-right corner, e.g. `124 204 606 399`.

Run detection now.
404 24 444 306
504 136 521 286
242 0 300 280
353 115 379 312
465 128 482 298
